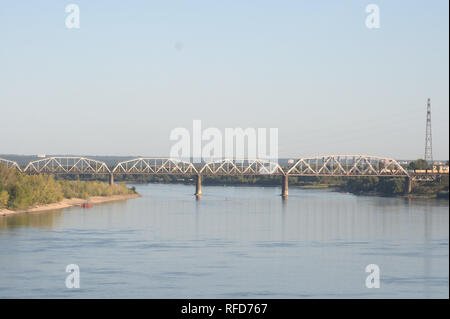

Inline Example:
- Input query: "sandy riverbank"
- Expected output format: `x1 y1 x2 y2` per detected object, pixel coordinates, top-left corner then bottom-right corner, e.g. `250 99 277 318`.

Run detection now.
0 193 141 216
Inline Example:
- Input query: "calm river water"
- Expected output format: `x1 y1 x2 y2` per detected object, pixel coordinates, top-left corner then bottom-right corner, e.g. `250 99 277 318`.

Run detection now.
0 184 448 298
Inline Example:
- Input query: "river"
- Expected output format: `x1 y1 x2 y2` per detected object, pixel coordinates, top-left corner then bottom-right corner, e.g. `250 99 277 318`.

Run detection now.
0 184 448 298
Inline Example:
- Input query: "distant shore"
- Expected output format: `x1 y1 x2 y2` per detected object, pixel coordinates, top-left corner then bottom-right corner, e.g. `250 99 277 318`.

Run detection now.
0 193 141 217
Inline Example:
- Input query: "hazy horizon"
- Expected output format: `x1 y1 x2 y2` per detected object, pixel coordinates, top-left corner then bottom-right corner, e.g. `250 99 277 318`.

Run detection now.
1 1 448 159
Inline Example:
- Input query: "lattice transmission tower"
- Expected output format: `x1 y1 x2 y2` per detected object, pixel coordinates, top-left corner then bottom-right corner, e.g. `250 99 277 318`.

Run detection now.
424 98 433 163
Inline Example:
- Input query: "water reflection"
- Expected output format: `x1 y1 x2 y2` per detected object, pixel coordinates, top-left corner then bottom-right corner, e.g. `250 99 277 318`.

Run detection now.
0 209 63 231
0 184 448 298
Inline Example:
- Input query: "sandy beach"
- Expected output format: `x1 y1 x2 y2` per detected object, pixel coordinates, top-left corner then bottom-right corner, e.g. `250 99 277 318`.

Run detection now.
0 193 141 216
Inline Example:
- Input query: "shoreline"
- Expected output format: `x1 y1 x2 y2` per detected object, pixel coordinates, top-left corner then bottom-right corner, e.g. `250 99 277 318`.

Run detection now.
334 188 449 200
127 181 448 200
126 180 337 189
0 193 141 217
1 183 446 218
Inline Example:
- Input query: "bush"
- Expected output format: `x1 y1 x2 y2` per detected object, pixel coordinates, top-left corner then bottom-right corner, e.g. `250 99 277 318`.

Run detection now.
377 178 405 195
408 159 430 170
59 180 133 199
0 190 9 209
7 174 64 209
344 177 379 193
0 164 135 210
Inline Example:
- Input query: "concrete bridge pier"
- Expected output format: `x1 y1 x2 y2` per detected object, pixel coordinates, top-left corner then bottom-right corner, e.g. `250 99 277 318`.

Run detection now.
195 174 202 198
109 173 114 186
281 175 288 198
404 176 412 194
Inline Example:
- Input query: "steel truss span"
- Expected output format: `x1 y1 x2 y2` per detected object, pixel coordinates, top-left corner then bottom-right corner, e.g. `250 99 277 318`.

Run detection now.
112 158 198 175
200 159 284 175
4 155 446 197
24 157 111 174
0 158 21 171
4 155 445 179
287 155 409 177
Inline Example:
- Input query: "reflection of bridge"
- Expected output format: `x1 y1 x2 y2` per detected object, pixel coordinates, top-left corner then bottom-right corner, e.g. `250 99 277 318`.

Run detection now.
1 155 446 197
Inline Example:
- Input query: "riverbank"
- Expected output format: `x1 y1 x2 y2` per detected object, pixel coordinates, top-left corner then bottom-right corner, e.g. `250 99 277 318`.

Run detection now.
334 187 449 200
0 193 141 216
111 179 449 200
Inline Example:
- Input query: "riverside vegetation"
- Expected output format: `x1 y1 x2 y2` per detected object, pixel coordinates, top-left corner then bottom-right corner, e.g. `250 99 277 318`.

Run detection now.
0 164 137 210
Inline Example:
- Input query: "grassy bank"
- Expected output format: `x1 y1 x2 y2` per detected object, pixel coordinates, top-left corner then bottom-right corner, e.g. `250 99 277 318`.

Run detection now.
0 164 137 210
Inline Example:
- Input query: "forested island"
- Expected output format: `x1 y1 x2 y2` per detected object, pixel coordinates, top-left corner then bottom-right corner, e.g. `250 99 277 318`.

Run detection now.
0 164 138 211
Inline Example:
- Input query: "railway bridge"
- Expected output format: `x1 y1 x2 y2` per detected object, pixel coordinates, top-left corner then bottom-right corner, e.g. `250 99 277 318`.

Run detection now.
1 155 446 198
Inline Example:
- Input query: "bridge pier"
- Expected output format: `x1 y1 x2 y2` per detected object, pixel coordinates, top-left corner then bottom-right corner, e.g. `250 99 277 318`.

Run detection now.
281 175 288 198
195 174 202 198
404 176 412 194
109 173 114 186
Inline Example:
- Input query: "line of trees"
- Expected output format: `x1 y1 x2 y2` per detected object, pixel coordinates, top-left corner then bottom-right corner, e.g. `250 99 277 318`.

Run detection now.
344 177 406 195
0 164 136 210
407 159 430 170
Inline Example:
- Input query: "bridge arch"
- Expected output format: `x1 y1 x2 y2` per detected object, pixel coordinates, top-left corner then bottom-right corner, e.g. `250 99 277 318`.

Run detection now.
24 157 110 174
286 155 409 177
0 158 21 172
200 158 284 175
112 158 198 175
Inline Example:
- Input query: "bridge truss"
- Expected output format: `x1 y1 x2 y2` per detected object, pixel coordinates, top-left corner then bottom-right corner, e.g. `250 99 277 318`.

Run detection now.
200 159 284 175
112 158 197 175
24 157 111 174
3 155 416 177
287 155 409 177
0 158 21 171
3 154 445 196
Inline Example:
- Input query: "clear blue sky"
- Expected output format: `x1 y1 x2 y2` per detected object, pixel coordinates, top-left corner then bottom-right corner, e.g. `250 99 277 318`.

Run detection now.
0 1 448 160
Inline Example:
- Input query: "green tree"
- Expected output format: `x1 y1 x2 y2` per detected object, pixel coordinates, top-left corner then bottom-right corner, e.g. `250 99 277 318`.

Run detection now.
408 159 430 170
345 176 379 193
377 178 405 195
0 190 9 208
0 163 18 189
1 164 134 210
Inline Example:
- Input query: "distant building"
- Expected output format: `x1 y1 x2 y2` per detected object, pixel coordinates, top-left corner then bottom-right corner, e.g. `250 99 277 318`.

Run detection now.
37 154 46 158
288 159 295 164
